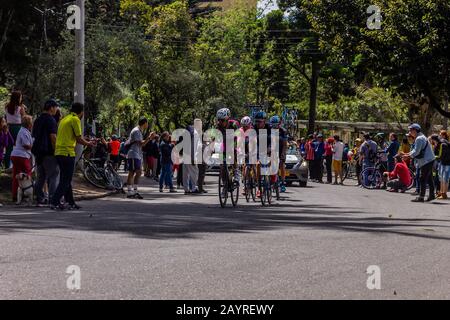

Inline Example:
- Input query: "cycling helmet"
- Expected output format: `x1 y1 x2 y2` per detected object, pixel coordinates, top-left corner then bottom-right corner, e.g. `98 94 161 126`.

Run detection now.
408 123 421 132
217 108 231 120
241 116 252 126
254 111 267 120
270 115 281 126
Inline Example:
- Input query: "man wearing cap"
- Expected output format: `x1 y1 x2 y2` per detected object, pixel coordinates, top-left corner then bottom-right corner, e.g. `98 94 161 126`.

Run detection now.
32 99 60 206
401 123 436 202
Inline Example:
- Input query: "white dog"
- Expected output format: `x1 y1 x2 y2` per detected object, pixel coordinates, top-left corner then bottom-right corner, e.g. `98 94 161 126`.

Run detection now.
16 173 34 206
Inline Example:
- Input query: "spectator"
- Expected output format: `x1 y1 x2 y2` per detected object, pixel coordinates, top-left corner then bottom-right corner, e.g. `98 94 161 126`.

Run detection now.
0 117 14 168
324 137 334 184
332 135 345 185
145 134 160 180
313 134 325 183
32 99 60 206
360 133 378 185
433 134 450 200
352 138 363 186
383 155 411 193
387 133 400 172
126 118 154 199
119 137 128 171
159 132 176 193
401 124 435 203
183 124 201 195
50 103 94 210
109 135 121 171
305 134 315 180
11 115 33 202
4 90 26 168
400 136 411 168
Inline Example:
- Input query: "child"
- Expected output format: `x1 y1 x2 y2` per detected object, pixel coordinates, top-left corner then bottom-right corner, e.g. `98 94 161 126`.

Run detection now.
0 117 14 168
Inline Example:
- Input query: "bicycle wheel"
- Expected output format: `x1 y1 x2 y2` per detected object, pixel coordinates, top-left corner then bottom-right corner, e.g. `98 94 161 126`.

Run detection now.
273 176 280 201
84 163 107 189
267 176 273 205
360 167 382 190
407 169 416 190
219 168 228 208
249 167 257 202
244 172 251 203
230 180 239 207
105 166 124 190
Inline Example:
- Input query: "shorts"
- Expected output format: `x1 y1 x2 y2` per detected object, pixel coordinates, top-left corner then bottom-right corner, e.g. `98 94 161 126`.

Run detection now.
332 160 343 173
439 164 450 183
128 158 142 172
110 155 119 164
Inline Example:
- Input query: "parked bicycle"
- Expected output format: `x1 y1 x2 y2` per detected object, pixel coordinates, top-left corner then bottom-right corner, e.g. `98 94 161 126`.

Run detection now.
78 148 124 192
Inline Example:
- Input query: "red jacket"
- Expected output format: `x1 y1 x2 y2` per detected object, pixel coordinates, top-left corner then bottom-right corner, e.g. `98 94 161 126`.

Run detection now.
305 141 315 160
388 162 412 186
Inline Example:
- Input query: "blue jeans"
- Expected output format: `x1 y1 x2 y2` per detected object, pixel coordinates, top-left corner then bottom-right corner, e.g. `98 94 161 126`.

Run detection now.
159 163 174 189
52 156 75 206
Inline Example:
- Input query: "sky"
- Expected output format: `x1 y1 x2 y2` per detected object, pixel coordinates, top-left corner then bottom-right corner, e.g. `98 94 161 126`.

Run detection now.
257 0 280 15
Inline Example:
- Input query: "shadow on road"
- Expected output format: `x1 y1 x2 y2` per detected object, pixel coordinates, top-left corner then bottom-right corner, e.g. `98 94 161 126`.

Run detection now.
2 192 450 241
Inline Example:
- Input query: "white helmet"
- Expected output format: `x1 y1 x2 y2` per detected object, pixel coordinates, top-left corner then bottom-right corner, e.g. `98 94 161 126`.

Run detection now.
217 108 231 120
240 116 252 126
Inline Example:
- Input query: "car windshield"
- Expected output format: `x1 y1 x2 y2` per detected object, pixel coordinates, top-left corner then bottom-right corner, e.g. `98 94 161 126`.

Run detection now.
287 146 298 155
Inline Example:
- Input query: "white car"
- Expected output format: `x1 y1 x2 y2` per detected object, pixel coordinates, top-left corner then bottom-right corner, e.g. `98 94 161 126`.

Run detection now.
284 147 309 187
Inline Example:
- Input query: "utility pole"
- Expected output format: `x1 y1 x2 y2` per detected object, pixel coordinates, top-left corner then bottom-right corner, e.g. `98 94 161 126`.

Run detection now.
73 0 85 162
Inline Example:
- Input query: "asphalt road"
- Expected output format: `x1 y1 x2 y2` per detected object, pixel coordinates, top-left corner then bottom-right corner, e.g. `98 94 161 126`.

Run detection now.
1 175 450 300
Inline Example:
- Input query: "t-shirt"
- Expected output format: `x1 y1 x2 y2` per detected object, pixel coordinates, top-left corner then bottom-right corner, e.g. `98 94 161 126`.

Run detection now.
127 127 143 160
332 141 345 161
109 140 121 156
32 113 57 160
5 106 23 125
55 112 82 157
11 127 33 159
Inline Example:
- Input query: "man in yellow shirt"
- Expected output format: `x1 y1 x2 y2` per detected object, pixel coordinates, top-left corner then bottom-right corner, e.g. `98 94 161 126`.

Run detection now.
51 103 94 211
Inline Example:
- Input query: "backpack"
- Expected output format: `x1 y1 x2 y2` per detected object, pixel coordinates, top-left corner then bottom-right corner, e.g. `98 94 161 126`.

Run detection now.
364 142 376 162
123 139 133 155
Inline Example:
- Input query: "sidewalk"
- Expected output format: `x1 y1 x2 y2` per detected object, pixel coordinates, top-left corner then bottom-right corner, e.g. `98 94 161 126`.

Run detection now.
0 172 115 206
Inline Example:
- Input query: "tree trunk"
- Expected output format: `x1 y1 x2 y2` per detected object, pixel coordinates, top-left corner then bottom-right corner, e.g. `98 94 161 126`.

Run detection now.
0 9 14 57
308 60 319 134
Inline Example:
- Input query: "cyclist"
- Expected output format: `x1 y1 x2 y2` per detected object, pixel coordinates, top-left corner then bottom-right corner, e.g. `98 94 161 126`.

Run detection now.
254 111 273 197
215 108 241 184
270 115 288 192
240 116 256 195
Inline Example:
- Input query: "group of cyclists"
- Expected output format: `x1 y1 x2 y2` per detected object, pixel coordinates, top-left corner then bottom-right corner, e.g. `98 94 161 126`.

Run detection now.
215 107 289 207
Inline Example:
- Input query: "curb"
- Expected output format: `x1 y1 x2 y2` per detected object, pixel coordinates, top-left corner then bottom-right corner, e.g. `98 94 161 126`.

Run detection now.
74 190 117 202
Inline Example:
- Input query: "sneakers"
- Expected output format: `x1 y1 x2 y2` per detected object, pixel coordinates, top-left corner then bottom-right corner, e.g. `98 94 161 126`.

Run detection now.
134 193 144 199
169 189 177 193
50 204 65 211
411 197 425 203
